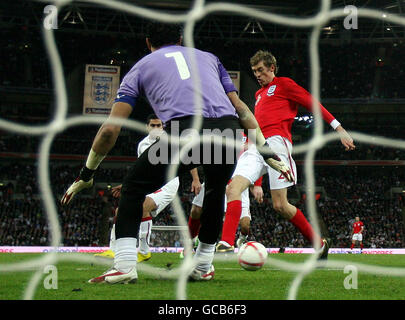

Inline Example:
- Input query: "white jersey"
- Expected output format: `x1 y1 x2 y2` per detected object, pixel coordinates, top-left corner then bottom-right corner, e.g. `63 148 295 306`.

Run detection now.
137 135 157 157
137 134 180 217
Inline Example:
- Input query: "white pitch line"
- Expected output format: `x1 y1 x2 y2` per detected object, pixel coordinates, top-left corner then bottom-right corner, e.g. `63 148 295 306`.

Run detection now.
217 267 345 271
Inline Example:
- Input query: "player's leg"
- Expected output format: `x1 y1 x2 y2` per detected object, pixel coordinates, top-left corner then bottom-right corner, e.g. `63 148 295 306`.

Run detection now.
94 207 117 259
187 115 242 280
236 215 251 248
189 204 202 238
192 162 233 278
271 188 323 248
236 187 252 247
349 236 356 253
191 120 240 278
217 146 265 252
140 177 180 261
180 203 202 259
216 175 251 251
137 196 156 262
358 233 363 252
267 136 327 258
189 182 204 240
109 222 116 253
89 142 178 284
89 192 143 283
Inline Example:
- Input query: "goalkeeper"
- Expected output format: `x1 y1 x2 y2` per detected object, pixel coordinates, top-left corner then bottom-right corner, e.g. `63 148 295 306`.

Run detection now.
61 22 292 284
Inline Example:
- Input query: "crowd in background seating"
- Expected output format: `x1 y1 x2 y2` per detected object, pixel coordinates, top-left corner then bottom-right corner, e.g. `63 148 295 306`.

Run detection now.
2 29 405 99
0 164 403 249
1 29 405 249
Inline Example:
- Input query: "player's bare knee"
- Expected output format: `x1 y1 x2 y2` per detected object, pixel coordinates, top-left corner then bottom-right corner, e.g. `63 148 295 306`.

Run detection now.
273 201 293 219
143 197 157 216
226 183 243 201
226 176 250 201
272 200 284 214
190 205 202 219
240 218 250 234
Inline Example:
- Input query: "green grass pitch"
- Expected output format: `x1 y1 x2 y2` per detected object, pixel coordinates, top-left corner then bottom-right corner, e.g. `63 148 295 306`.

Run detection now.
0 253 405 300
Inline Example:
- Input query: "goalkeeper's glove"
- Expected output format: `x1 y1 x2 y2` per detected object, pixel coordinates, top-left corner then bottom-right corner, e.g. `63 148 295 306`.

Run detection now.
257 142 294 183
60 167 96 205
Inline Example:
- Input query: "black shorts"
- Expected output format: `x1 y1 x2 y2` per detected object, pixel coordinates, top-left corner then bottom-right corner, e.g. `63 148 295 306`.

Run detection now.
116 116 242 243
122 115 242 195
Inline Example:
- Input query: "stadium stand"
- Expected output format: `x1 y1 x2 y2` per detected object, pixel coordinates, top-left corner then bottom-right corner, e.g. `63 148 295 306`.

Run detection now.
0 163 404 249
0 1 404 251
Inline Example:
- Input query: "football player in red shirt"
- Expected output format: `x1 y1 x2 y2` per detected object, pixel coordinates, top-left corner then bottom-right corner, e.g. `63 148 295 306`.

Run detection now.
350 216 364 253
216 50 355 259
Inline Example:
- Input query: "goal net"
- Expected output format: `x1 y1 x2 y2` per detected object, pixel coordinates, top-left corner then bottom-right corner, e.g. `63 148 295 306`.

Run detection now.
1 0 405 301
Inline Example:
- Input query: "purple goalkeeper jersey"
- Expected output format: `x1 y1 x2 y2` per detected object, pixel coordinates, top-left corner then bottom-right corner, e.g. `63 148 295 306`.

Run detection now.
116 45 238 123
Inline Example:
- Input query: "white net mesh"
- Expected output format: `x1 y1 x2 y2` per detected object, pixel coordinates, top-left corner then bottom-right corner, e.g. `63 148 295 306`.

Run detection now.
1 0 405 300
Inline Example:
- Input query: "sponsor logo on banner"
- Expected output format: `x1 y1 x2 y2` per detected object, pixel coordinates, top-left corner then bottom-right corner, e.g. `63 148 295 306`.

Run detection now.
1 246 405 254
88 66 119 74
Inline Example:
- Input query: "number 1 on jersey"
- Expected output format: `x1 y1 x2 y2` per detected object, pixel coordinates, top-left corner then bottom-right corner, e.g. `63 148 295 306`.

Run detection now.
165 52 191 80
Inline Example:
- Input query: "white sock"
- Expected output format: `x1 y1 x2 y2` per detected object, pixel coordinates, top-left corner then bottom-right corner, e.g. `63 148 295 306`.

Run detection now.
114 237 138 273
194 241 216 273
109 224 116 253
239 234 248 241
218 240 231 247
192 236 199 247
139 219 152 255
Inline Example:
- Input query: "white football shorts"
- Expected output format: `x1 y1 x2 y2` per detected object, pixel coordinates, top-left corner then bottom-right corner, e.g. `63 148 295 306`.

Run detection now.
232 135 297 190
192 182 251 220
146 177 179 218
352 233 363 241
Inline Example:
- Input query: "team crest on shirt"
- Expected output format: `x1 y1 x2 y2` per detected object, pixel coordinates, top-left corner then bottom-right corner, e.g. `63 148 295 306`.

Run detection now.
267 85 277 96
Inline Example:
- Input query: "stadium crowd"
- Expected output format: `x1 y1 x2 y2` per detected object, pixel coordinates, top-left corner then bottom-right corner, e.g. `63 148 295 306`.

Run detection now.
2 29 405 99
1 27 405 250
2 122 405 161
0 163 403 249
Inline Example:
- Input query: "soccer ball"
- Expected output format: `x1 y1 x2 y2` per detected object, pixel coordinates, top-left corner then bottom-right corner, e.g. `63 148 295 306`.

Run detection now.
237 241 268 271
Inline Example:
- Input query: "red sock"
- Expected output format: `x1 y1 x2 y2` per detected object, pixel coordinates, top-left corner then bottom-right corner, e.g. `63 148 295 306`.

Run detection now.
220 200 242 246
289 208 323 247
360 243 364 249
350 243 355 249
188 216 201 239
141 216 152 222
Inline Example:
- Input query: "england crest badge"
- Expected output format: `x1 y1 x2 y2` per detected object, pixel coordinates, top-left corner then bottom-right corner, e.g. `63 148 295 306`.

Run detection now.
267 85 277 96
91 76 112 105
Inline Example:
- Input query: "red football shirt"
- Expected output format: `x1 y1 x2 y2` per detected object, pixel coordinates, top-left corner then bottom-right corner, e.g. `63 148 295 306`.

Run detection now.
352 221 364 234
254 76 336 143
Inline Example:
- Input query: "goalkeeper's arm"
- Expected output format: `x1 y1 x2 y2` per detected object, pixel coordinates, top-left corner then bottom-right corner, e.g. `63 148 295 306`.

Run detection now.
61 102 132 205
227 92 293 182
227 91 265 145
